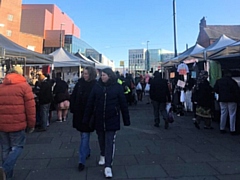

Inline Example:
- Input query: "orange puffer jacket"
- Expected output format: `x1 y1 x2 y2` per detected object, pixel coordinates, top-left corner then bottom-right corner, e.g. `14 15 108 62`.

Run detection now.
0 73 36 132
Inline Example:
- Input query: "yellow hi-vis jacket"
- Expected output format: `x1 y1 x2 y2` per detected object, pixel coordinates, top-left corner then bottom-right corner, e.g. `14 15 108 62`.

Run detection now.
117 78 131 94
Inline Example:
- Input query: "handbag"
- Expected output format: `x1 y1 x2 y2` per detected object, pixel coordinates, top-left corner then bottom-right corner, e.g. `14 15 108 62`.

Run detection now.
166 104 174 123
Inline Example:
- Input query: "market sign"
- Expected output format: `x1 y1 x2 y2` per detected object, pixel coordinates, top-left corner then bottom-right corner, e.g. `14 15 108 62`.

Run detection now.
120 61 124 66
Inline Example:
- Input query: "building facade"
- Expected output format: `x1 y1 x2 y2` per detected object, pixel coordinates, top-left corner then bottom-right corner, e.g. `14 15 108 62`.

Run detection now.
0 0 43 53
129 48 174 74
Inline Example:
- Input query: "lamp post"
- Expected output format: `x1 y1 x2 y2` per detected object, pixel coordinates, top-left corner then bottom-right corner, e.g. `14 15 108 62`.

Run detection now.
60 23 65 48
146 41 150 72
173 0 178 57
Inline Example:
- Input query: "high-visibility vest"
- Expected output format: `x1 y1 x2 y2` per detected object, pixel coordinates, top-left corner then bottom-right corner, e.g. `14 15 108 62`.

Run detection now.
117 78 130 94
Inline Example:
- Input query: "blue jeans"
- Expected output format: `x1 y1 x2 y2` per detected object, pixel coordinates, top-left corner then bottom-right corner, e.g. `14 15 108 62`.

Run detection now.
40 103 50 129
79 132 91 165
0 130 26 179
152 100 167 124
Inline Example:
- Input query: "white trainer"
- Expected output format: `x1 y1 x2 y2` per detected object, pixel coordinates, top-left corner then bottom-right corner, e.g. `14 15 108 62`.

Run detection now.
98 155 105 165
104 167 113 178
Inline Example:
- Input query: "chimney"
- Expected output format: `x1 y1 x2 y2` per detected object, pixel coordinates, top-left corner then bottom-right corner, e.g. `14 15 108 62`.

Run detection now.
200 17 206 31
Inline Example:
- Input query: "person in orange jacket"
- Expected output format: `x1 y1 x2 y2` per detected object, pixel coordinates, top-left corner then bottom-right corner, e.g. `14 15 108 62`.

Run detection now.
0 66 36 180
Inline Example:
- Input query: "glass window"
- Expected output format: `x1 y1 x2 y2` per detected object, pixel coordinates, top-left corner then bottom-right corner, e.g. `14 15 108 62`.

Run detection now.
6 30 12 36
7 14 13 21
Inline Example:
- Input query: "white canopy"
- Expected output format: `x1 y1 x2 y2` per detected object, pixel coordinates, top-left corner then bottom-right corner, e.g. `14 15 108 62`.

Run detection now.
209 40 240 59
0 34 53 64
191 34 236 60
162 44 204 67
50 48 93 67
75 52 111 69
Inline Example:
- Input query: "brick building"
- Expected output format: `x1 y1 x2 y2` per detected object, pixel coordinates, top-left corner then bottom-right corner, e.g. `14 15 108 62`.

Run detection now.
197 17 240 48
21 4 80 54
0 0 43 53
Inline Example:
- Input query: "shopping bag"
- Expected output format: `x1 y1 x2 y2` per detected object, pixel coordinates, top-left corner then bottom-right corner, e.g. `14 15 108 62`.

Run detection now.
136 82 142 90
166 103 174 123
144 83 150 91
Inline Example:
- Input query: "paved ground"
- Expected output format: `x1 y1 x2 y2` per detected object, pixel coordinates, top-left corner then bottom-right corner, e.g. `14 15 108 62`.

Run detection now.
2 98 240 180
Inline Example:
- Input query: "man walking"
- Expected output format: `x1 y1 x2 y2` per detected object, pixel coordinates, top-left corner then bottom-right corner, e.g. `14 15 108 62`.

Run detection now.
150 71 171 129
0 66 36 179
37 73 52 131
214 70 240 135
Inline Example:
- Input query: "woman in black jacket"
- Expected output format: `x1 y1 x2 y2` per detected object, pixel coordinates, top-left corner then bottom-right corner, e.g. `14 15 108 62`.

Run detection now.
70 66 97 172
194 70 214 129
83 68 130 178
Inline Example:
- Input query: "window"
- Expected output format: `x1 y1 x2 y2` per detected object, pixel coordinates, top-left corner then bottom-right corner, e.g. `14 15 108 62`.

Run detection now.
7 14 13 21
6 30 12 36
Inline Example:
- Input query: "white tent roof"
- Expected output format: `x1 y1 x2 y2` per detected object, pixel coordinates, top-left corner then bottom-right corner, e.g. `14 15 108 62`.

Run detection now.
75 52 111 69
87 55 111 69
191 34 236 60
0 34 53 64
50 48 93 67
163 44 204 67
209 40 240 59
74 52 96 64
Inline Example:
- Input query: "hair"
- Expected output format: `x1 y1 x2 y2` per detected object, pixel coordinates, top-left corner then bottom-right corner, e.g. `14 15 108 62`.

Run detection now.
101 68 116 83
84 66 97 81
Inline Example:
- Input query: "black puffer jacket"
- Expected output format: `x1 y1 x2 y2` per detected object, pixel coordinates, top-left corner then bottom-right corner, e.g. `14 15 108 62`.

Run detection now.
70 78 96 132
83 79 130 131
149 75 171 103
214 76 240 103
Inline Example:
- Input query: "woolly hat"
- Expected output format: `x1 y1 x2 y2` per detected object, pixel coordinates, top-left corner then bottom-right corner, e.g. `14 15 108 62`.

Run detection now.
12 66 23 75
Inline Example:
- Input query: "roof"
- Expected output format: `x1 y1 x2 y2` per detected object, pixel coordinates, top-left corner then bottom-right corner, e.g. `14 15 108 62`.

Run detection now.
204 25 240 40
50 48 93 67
0 34 53 64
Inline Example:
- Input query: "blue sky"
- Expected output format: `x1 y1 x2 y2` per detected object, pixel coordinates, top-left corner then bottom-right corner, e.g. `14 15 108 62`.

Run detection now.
22 0 240 67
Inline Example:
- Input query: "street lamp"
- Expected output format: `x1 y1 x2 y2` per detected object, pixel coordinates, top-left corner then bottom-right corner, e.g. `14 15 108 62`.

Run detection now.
60 23 65 48
146 41 150 72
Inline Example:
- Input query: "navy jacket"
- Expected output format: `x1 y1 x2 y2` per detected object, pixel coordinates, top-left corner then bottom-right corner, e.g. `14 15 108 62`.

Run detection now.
83 79 130 131
149 76 171 103
214 76 240 103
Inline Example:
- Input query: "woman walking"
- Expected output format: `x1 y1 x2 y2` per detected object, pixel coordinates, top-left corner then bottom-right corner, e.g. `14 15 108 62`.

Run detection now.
83 68 130 178
70 66 97 171
53 76 70 122
194 70 214 129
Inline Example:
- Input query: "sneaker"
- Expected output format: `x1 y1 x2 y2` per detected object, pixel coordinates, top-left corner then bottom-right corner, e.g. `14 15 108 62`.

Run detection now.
98 155 105 165
231 131 238 136
164 121 169 129
104 167 113 178
78 163 85 171
154 123 159 127
0 167 6 180
56 119 62 122
86 154 90 159
62 118 66 122
220 130 226 134
36 128 47 132
194 122 200 129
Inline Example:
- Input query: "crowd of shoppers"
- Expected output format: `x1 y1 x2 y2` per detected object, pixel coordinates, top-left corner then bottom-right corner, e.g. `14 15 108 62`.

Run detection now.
1 65 240 179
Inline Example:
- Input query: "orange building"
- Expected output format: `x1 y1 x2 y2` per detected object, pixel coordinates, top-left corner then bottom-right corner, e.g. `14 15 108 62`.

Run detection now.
21 4 80 54
0 0 43 53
